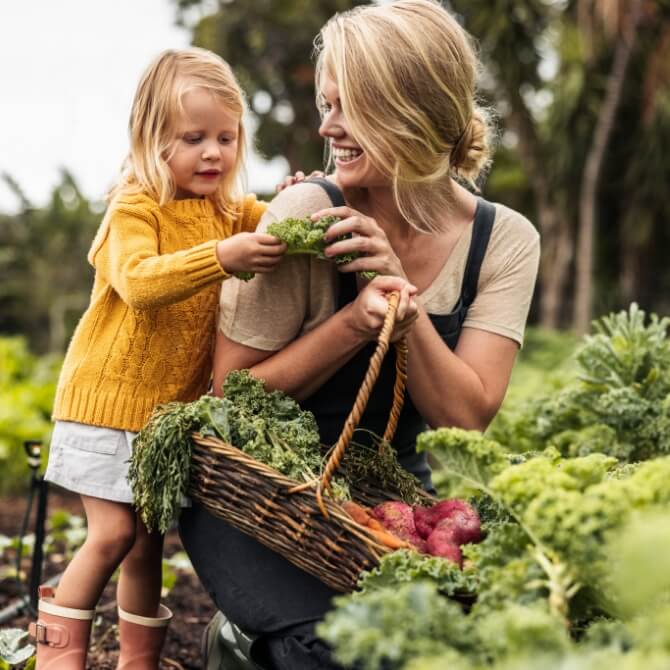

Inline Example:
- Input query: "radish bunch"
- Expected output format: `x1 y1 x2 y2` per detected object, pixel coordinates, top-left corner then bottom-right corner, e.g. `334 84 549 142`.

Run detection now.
371 498 481 567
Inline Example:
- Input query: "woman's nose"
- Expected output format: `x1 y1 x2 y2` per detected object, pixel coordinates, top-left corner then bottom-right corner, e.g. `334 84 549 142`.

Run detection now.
319 112 343 139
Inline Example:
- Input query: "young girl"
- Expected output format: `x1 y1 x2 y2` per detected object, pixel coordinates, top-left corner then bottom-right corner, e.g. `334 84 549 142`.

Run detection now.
29 48 285 669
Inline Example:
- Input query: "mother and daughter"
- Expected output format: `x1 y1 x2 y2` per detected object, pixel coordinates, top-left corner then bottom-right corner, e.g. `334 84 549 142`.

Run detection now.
31 1 539 668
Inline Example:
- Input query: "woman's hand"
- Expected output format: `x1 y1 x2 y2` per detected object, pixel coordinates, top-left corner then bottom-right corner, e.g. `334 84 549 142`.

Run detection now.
313 206 406 279
347 275 419 343
276 170 326 192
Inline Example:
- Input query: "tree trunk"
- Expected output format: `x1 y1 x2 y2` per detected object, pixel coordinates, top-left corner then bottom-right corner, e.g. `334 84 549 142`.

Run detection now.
573 0 643 334
506 99 574 328
538 207 574 328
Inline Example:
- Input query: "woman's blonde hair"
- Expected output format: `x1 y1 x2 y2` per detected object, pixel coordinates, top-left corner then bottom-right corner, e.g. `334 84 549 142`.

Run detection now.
110 48 247 216
315 0 493 233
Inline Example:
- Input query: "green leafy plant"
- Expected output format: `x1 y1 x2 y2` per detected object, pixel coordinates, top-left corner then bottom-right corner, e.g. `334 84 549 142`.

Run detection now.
267 215 377 279
489 305 670 463
0 337 60 495
356 549 477 599
318 581 472 670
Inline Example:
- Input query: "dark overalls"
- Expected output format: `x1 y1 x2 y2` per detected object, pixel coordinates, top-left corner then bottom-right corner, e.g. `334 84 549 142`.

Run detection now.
179 181 495 669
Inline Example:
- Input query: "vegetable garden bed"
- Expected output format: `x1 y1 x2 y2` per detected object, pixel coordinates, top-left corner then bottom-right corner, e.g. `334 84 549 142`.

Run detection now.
0 490 214 670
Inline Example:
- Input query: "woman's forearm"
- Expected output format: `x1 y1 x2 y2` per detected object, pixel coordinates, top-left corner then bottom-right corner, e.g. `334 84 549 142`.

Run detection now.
404 309 502 431
248 304 368 401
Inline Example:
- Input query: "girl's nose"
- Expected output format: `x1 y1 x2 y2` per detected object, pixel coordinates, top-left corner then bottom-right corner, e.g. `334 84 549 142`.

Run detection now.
201 141 221 160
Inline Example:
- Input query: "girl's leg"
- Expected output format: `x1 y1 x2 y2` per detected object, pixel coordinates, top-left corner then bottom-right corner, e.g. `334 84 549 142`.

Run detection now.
55 495 137 608
116 519 169 669
117 516 164 617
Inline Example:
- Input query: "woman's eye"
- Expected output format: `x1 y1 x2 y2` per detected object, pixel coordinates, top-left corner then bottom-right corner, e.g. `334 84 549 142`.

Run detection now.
319 103 332 116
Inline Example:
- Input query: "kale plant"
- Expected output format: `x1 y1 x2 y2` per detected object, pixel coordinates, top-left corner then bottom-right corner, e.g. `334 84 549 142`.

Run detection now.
490 304 670 462
267 215 377 279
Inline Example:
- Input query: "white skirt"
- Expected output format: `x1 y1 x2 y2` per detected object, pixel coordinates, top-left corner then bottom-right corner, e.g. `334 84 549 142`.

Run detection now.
45 420 140 503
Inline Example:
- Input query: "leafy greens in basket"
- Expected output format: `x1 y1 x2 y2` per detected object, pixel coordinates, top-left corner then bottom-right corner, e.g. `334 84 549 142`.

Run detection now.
129 370 414 533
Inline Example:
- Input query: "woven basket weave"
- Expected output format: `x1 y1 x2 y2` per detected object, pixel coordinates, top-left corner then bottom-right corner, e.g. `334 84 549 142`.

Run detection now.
188 292 425 592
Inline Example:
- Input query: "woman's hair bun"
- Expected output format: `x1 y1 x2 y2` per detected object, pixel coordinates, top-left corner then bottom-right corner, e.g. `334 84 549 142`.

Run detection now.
450 107 492 186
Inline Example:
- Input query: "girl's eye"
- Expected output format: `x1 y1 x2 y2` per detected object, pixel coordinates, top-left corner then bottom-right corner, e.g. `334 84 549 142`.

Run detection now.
319 103 332 117
218 136 234 144
183 135 201 144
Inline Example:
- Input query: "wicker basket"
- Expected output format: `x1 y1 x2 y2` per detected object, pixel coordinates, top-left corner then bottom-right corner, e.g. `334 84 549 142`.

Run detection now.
188 292 425 593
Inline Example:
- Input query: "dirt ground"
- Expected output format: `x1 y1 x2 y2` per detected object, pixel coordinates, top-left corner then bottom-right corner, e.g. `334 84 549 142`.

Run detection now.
0 488 216 669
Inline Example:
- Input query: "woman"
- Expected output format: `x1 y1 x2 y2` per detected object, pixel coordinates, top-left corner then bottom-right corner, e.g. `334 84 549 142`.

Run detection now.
180 1 540 667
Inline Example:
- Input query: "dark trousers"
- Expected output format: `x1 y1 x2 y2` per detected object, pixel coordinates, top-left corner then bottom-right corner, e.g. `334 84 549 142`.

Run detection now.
179 503 344 670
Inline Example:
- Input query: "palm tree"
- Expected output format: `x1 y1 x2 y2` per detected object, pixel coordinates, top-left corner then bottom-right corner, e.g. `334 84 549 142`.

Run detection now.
573 0 644 334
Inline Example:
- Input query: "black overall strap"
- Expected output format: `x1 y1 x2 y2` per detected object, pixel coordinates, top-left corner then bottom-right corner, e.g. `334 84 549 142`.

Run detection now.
459 198 496 309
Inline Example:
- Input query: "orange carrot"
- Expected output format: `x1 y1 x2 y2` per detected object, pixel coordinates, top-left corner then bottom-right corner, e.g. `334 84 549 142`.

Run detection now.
342 501 372 526
366 518 385 531
367 527 412 550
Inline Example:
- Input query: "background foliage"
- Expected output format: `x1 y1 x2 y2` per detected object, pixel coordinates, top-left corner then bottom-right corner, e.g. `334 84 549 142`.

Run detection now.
1 1 669 354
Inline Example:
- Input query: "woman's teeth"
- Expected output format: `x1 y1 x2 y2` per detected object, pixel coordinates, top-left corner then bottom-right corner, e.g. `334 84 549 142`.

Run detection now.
333 147 363 162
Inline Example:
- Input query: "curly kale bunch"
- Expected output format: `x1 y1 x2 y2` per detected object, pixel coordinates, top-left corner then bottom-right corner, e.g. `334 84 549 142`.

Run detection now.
267 215 377 279
489 304 670 463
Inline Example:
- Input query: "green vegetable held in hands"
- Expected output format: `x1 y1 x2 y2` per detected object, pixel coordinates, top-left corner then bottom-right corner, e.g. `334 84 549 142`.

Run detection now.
267 215 377 279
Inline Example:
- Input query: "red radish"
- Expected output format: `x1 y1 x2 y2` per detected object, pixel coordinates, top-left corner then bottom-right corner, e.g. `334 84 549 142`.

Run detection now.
428 514 481 546
426 521 463 565
372 501 424 549
413 499 479 540
448 509 481 544
413 506 434 540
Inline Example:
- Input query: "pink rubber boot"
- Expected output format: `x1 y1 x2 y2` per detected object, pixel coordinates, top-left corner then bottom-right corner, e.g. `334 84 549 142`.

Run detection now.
116 604 172 669
28 585 95 670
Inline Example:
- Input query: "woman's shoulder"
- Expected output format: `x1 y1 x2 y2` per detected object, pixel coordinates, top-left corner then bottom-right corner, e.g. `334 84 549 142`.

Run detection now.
266 180 338 222
490 202 540 249
481 201 540 274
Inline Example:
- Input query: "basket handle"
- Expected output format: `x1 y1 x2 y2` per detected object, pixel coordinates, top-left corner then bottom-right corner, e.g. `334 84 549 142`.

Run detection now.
313 290 408 515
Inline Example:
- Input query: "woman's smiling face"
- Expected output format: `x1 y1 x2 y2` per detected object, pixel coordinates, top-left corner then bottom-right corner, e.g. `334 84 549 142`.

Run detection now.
318 74 388 189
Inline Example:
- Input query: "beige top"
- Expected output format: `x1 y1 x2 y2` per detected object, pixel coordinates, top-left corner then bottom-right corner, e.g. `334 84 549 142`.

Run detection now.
219 182 540 350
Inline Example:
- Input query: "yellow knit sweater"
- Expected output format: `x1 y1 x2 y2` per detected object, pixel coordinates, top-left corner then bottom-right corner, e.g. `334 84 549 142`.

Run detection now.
52 192 267 432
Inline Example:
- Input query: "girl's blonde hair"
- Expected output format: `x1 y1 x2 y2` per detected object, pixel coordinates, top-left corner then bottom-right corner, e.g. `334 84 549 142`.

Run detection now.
315 0 493 233
110 48 247 215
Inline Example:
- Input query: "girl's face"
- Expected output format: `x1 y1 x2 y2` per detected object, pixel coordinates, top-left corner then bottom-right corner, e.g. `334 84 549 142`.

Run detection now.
167 87 240 200
318 75 387 189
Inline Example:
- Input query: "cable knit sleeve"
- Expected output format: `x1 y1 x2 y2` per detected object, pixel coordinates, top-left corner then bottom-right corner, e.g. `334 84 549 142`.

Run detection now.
88 194 228 309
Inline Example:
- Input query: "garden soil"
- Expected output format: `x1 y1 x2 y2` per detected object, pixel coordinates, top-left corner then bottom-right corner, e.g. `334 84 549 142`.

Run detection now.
0 489 216 669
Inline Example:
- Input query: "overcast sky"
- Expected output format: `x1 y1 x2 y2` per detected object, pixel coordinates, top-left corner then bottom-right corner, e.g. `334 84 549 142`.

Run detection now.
0 0 288 214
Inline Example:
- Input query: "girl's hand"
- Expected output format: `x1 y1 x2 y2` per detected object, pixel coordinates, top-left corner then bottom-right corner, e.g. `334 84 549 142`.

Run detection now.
276 170 326 192
313 206 406 279
347 276 419 343
216 233 286 274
